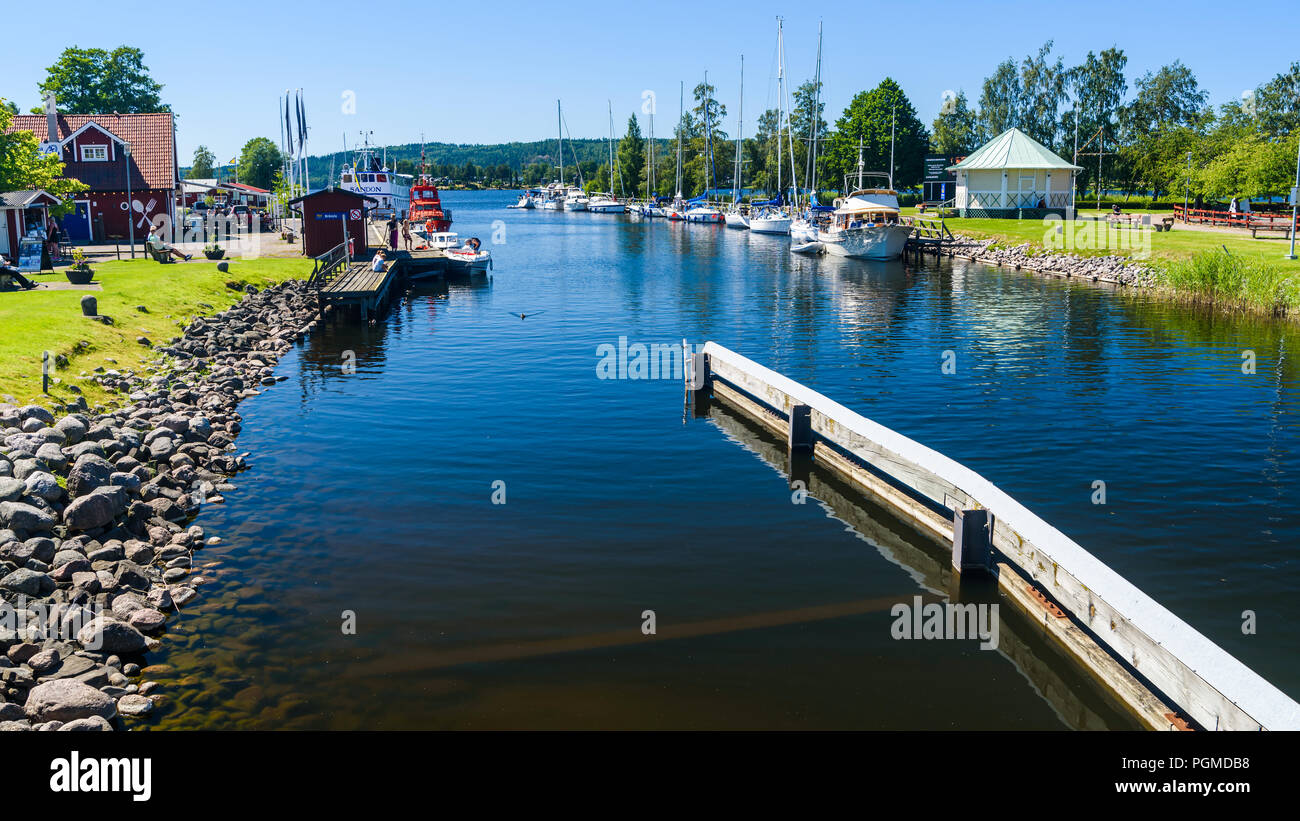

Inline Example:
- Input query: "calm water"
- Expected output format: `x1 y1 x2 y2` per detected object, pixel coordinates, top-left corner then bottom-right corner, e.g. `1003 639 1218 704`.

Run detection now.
140 191 1299 730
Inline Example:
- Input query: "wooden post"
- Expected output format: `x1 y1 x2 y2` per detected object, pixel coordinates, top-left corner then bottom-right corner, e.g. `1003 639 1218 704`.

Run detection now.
787 403 812 451
952 509 992 574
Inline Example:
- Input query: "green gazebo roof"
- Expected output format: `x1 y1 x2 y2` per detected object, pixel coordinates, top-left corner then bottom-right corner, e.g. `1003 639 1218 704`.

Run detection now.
949 128 1082 172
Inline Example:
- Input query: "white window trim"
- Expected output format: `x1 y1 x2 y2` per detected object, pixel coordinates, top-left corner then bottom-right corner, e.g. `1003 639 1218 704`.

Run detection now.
81 144 109 162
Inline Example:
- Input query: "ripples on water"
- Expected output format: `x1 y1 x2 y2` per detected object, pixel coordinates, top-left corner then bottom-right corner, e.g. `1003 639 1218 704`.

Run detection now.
141 192 1298 729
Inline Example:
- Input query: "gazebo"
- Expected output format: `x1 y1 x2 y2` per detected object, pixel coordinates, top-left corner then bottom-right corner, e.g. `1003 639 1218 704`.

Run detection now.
948 127 1080 218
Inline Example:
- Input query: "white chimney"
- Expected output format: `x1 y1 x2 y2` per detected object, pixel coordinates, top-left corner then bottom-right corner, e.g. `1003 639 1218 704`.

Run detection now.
44 92 57 142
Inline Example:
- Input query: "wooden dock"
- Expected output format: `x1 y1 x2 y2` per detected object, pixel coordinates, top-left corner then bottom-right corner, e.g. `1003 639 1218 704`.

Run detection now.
306 235 449 320
687 341 1300 731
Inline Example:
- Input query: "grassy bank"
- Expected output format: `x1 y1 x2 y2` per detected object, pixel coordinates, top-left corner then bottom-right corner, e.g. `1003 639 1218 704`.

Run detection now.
912 209 1300 315
0 256 312 410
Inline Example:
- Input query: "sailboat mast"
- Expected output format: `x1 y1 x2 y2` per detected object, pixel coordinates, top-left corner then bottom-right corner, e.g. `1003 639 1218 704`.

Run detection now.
734 54 743 204
776 17 783 205
557 99 564 186
889 103 896 190
675 81 683 198
807 21 822 202
704 70 715 200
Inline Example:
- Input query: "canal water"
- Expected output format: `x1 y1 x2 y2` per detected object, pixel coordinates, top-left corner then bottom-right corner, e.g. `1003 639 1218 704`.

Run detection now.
141 191 1299 729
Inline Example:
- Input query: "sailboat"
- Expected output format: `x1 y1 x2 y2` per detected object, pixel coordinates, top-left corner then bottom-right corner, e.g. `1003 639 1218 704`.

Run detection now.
791 22 825 243
724 55 749 229
589 102 627 214
665 82 687 220
750 19 793 235
684 71 725 224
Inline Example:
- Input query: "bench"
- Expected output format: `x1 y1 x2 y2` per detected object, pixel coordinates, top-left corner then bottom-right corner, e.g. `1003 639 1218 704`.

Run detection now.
1251 221 1294 239
146 244 176 264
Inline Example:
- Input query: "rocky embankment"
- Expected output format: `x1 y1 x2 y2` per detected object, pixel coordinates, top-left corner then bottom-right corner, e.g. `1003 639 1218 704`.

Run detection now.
946 236 1159 287
0 279 320 731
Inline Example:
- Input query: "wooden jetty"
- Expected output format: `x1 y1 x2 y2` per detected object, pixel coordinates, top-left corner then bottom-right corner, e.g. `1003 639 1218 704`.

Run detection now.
687 341 1300 731
901 214 952 261
306 236 449 319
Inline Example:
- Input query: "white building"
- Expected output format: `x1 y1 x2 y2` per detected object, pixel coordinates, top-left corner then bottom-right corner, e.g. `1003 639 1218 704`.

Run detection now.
948 127 1080 218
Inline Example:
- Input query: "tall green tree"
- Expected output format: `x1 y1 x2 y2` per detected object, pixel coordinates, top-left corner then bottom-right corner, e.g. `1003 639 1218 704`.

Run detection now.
236 137 283 189
0 102 88 204
190 145 216 179
822 78 928 192
37 46 168 114
931 90 977 156
617 115 645 196
1018 41 1068 150
1118 61 1209 199
977 59 1020 143
1064 47 1127 191
1254 62 1300 138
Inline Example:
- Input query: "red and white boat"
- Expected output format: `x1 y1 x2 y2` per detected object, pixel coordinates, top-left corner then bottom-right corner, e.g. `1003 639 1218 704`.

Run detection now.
409 151 452 233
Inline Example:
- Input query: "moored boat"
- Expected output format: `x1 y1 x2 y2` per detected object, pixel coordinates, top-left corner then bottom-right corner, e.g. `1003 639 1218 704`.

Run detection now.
408 149 452 233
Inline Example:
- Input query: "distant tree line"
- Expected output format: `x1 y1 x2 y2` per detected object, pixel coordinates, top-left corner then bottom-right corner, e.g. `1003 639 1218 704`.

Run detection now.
932 43 1299 203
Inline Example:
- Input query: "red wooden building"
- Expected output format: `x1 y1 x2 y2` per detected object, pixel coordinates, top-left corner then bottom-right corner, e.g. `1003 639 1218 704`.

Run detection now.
288 188 376 258
4 105 179 242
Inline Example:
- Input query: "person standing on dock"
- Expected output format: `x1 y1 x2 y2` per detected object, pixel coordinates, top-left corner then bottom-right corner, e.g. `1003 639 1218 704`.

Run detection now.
401 219 412 251
387 216 399 252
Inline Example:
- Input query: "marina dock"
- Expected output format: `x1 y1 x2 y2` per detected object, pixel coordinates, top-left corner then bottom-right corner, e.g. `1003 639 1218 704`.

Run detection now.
306 236 450 319
687 341 1300 731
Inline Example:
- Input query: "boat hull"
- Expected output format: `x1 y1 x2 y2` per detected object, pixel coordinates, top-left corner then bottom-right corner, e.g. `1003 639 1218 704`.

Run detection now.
750 216 791 234
818 224 911 260
724 212 749 228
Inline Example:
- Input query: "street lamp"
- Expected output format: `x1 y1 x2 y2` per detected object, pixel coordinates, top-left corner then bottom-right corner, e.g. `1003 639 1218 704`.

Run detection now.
124 141 134 258
1184 151 1192 221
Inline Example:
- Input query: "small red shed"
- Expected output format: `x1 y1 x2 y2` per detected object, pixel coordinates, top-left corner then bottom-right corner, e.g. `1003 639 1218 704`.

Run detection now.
288 188 377 258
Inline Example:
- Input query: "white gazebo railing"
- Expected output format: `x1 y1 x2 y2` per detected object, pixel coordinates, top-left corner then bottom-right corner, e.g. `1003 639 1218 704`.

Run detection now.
960 191 1073 209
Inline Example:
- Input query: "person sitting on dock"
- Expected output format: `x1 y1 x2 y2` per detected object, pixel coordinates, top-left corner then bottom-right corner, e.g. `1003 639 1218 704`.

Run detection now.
371 250 388 273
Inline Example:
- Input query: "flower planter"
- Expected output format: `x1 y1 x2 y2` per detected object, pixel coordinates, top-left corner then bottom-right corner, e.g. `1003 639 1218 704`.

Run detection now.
204 250 226 260
65 267 94 285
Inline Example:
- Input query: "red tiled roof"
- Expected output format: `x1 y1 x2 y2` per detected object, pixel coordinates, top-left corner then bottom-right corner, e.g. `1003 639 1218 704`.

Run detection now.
223 182 270 193
4 112 176 191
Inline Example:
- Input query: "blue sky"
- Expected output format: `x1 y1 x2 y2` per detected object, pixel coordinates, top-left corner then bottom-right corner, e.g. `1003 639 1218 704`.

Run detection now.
3 0 1295 165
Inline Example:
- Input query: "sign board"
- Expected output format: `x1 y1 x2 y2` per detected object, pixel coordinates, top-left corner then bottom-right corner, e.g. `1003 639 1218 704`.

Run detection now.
38 141 61 157
1291 186 1298 206
924 155 955 183
349 209 362 220
16 237 43 272
314 211 347 220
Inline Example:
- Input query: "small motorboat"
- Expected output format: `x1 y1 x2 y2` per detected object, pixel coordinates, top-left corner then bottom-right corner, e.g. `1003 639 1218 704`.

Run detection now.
749 206 792 234
444 236 492 272
724 206 749 228
790 240 824 255
587 193 625 213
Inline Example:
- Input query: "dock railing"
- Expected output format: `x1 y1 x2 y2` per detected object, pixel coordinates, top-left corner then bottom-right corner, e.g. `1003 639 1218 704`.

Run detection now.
693 341 1300 731
307 241 349 289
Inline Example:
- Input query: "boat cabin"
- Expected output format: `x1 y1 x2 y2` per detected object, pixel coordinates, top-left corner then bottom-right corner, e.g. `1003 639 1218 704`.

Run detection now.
832 189 901 229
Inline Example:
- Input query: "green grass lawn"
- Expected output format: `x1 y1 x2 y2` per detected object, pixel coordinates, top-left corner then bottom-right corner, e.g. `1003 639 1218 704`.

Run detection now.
0 256 312 410
904 208 1300 315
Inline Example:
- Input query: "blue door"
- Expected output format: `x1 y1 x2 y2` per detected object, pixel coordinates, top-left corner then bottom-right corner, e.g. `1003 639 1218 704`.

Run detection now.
61 201 91 241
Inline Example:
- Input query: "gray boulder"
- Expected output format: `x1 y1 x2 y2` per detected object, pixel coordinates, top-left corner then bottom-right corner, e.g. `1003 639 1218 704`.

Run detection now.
24 679 116 723
66 454 113 497
62 493 117 531
0 569 54 597
0 477 25 502
22 471 61 502
76 616 147 655
0 502 54 532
